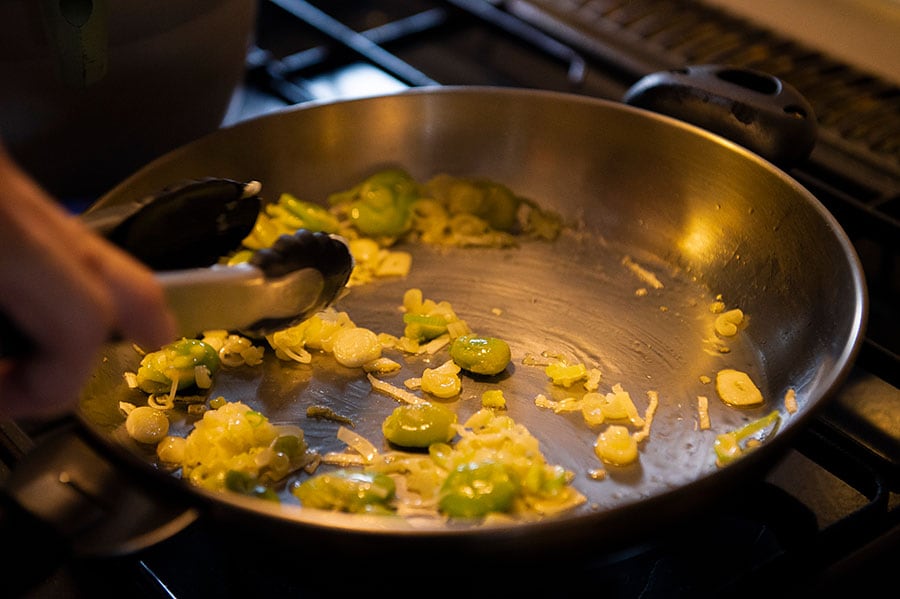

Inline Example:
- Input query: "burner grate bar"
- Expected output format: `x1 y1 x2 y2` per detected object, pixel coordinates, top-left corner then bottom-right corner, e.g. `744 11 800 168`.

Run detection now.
245 46 319 104
267 0 440 87
446 0 588 83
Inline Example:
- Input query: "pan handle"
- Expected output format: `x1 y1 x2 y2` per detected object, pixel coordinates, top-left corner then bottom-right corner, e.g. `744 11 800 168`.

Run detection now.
0 418 198 593
622 64 817 169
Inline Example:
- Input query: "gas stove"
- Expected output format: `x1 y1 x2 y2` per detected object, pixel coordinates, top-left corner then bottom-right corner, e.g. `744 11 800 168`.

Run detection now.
8 1 900 596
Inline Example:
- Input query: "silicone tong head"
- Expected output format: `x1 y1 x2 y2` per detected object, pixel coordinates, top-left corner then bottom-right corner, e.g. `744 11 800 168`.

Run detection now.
100 178 353 337
83 177 262 271
0 179 353 358
93 178 353 337
156 228 353 339
242 229 354 336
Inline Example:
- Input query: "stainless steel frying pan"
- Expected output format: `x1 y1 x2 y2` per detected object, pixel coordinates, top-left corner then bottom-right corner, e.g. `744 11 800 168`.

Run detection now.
5 76 867 563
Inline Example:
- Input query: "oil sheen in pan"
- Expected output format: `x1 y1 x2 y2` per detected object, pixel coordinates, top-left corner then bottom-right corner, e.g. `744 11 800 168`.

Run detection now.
82 225 778 519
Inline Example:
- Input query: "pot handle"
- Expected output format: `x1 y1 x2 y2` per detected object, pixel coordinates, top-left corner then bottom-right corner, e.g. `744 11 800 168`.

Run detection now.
622 64 817 169
0 419 198 593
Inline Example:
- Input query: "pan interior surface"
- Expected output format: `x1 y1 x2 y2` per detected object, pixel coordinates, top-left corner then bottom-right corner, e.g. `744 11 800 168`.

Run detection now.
80 88 866 546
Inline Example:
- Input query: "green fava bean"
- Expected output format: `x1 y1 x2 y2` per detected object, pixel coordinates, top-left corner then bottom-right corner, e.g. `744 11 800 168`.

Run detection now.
439 461 519 518
292 469 396 514
449 334 511 376
382 401 457 448
136 338 220 394
224 470 279 502
474 180 521 232
329 169 418 237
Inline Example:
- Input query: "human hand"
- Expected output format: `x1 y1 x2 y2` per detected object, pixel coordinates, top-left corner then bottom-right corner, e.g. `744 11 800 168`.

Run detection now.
0 145 176 420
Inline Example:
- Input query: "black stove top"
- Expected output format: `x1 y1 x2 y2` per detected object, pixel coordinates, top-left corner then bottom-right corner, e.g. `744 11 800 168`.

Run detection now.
7 1 900 596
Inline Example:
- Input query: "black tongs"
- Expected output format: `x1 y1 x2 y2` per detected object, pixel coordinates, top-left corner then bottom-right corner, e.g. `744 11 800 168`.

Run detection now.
0 178 353 356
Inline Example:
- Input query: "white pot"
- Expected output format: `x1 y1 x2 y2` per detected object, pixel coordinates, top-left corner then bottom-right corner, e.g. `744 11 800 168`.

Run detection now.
0 0 258 197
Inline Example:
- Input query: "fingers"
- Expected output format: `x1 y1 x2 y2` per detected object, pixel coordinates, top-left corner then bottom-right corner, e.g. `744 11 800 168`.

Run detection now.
0 223 111 419
79 226 177 350
0 150 175 420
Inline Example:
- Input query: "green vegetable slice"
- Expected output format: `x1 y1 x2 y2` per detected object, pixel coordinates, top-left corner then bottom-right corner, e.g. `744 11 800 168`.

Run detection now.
382 401 457 448
439 460 519 518
278 193 341 232
225 470 279 502
292 469 396 514
273 434 307 460
403 313 449 342
328 168 418 237
425 175 522 232
135 338 220 394
449 334 511 376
